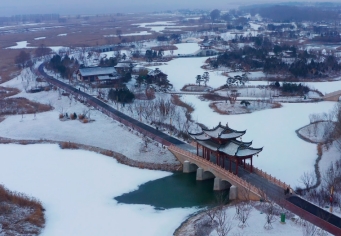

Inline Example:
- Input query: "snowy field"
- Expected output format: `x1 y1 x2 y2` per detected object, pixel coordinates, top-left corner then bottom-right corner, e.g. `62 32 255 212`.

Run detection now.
132 21 176 33
179 204 313 236
181 94 336 187
6 41 35 49
5 40 67 53
0 144 195 236
0 75 178 165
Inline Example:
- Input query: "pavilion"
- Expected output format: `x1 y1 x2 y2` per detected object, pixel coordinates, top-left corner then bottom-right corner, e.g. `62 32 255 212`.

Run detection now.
189 122 263 175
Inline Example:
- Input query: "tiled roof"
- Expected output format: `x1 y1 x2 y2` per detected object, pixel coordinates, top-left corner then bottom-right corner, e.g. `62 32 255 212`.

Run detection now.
79 67 117 77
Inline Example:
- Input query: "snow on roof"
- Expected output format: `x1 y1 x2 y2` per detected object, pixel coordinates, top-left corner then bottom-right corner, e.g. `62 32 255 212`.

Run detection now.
148 68 166 76
219 141 240 156
188 132 210 141
236 147 263 157
115 62 133 68
196 139 220 151
202 122 246 139
79 67 117 77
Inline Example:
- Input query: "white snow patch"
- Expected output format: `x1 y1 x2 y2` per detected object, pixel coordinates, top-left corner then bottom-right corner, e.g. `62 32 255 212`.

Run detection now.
6 41 35 49
35 37 46 40
0 144 195 236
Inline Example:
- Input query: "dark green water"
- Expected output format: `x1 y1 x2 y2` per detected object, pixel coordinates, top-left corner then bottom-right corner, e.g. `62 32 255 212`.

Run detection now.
114 172 229 209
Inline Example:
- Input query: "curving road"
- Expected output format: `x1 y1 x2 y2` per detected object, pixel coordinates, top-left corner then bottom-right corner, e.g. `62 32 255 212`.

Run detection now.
38 63 189 147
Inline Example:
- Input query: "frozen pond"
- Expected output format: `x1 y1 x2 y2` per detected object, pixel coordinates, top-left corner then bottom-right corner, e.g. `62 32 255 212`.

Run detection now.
173 42 200 55
6 41 36 49
0 144 196 236
182 96 336 187
148 56 341 94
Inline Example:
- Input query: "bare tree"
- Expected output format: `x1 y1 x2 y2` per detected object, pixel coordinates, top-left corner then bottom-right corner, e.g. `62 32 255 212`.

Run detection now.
205 206 218 226
299 171 316 191
237 202 252 228
215 208 232 236
263 201 276 230
302 221 319 236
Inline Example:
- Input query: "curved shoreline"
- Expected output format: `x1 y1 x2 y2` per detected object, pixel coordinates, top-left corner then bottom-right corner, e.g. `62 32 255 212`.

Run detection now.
295 125 322 190
0 136 182 172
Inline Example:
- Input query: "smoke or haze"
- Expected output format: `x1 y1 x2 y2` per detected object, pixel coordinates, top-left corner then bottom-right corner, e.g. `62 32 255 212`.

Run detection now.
0 0 339 16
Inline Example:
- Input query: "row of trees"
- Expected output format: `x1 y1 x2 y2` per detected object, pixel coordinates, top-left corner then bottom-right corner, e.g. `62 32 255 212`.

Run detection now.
145 49 164 62
210 37 341 78
47 54 79 81
195 72 210 86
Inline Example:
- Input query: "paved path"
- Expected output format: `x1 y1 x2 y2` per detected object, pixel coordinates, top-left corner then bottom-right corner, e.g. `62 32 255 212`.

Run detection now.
38 64 187 147
38 64 341 234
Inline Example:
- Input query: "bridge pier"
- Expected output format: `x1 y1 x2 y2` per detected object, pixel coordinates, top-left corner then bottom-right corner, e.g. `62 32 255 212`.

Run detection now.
196 168 215 181
229 185 238 200
183 161 198 173
213 178 231 191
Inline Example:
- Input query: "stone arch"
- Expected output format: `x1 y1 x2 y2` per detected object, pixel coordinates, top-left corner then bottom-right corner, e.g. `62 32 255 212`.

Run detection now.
183 160 198 173
196 168 215 181
221 180 232 188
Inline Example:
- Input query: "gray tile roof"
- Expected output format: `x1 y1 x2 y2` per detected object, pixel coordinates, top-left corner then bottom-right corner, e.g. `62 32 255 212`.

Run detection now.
79 67 117 77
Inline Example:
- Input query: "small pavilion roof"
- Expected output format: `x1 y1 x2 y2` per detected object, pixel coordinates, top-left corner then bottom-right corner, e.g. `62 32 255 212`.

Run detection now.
218 139 253 156
196 139 220 151
202 122 246 139
236 147 263 157
188 122 263 158
188 131 210 141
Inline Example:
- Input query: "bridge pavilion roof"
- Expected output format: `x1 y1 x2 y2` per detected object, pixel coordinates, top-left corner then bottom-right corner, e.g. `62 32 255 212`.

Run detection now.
202 122 246 139
195 138 261 157
189 122 262 158
188 131 210 141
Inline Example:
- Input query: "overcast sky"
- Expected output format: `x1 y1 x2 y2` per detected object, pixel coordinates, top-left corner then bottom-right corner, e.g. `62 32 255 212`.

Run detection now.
0 0 339 16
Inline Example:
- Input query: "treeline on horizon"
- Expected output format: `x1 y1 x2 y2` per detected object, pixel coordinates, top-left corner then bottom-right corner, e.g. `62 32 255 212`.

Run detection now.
245 5 340 22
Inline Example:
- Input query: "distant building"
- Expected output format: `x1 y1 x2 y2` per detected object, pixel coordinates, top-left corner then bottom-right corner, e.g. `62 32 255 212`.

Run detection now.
114 62 135 74
77 67 118 83
147 68 168 85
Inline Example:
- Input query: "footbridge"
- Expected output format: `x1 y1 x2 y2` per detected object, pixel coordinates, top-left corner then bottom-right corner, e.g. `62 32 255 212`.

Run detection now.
323 90 341 101
168 145 286 201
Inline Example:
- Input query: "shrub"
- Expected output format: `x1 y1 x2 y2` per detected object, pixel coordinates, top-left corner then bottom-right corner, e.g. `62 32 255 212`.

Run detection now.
59 142 78 149
78 114 85 120
0 184 45 228
82 118 88 123
59 113 64 119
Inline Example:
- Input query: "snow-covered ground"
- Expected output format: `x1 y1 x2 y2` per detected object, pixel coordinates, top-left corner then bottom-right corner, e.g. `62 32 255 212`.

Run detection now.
5 40 67 53
179 204 316 236
6 41 35 49
35 37 46 40
0 75 178 165
132 21 176 33
147 57 226 90
173 42 200 55
0 144 195 236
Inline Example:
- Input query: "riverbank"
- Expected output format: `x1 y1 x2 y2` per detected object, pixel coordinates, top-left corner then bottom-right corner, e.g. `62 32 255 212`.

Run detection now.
173 202 304 236
0 136 181 171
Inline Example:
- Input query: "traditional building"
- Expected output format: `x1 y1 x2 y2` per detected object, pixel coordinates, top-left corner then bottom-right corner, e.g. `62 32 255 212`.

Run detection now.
189 122 262 175
147 68 169 85
77 67 118 83
114 62 134 74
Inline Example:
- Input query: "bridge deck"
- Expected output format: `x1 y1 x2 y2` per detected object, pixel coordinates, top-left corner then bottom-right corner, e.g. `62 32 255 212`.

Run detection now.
184 147 341 234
